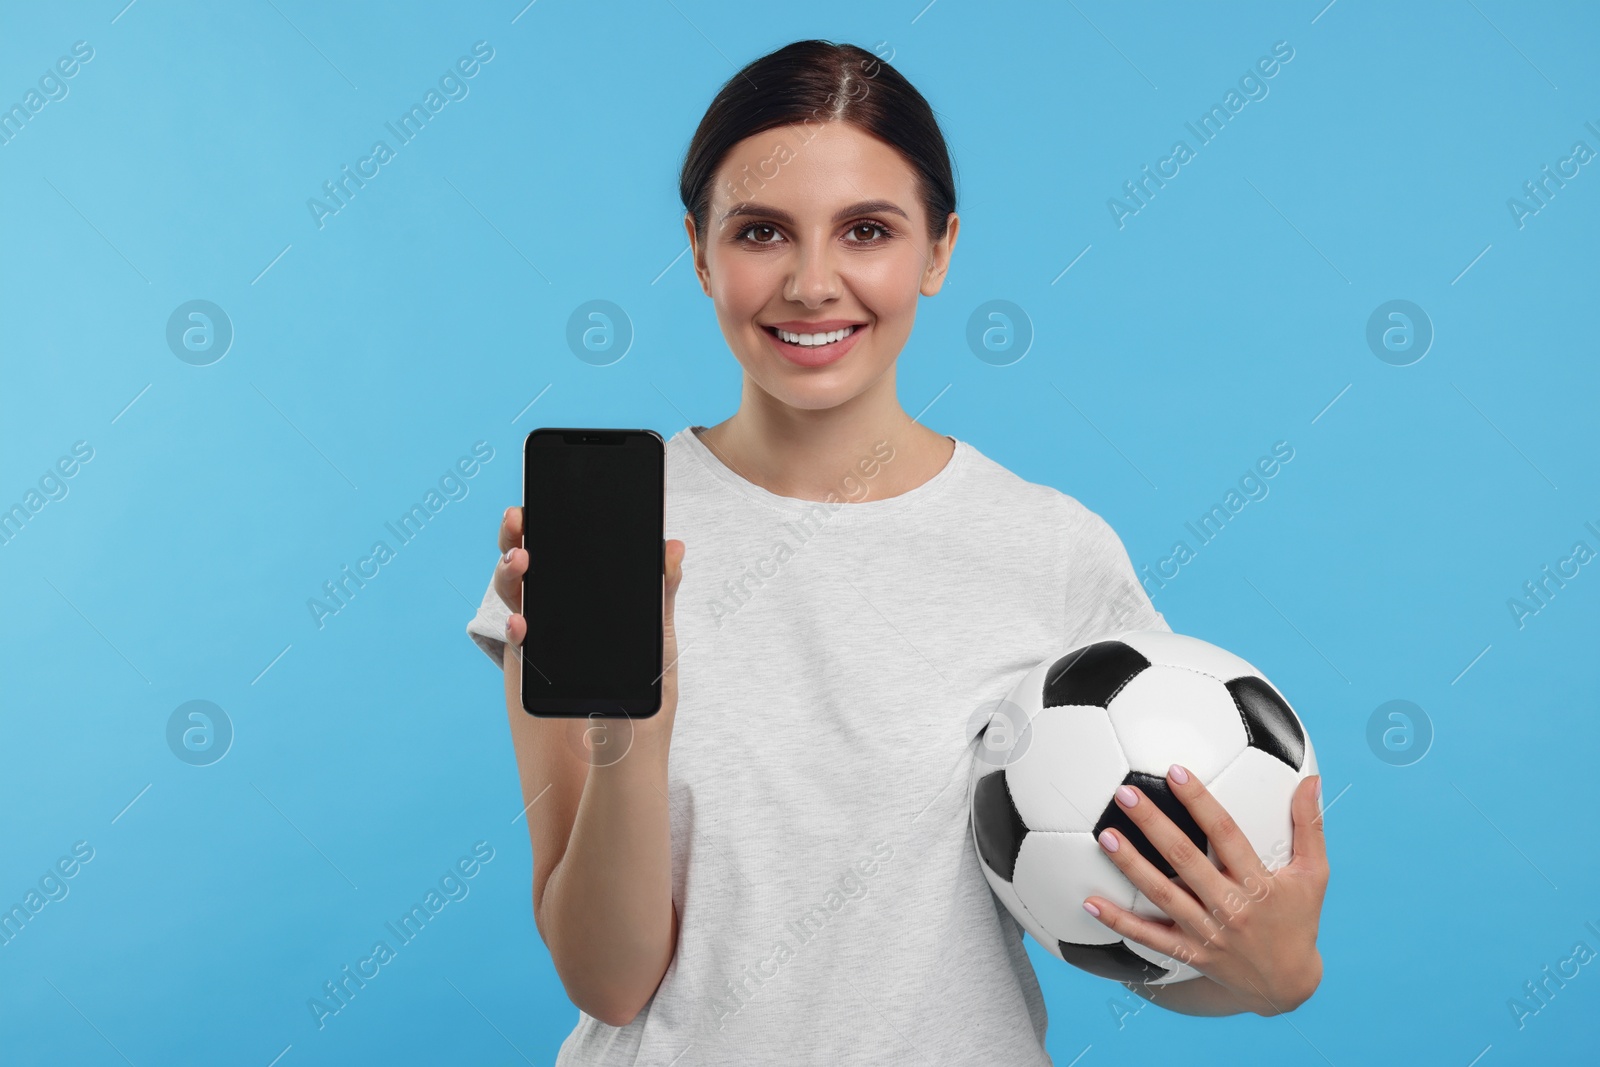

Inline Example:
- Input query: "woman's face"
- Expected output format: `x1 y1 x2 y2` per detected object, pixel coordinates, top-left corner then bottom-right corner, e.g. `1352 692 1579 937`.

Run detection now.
687 121 958 412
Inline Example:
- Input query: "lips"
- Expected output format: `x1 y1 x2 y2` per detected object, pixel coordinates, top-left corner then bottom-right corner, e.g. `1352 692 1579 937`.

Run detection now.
761 322 867 368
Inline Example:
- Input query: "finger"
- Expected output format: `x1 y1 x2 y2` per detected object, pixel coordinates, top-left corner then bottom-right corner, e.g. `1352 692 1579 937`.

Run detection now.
664 539 686 597
1095 822 1212 937
1290 775 1327 872
1081 895 1201 977
660 540 686 694
494 543 525 614
504 612 557 695
1165 764 1269 882
1104 782 1232 915
497 505 523 554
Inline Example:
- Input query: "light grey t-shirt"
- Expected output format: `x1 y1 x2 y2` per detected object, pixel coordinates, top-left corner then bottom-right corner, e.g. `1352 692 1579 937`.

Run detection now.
466 425 1168 1065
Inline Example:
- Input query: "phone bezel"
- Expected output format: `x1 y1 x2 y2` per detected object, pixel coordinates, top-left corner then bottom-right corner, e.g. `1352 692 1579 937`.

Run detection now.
519 427 665 718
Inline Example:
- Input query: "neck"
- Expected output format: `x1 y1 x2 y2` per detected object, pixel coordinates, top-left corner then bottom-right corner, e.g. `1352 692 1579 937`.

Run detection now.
698 368 953 503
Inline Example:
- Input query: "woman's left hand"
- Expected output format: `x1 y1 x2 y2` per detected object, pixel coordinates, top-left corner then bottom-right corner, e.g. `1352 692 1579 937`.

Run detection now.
1081 765 1328 1015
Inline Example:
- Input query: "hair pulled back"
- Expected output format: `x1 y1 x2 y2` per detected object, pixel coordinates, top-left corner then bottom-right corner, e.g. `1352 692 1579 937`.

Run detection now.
679 40 957 244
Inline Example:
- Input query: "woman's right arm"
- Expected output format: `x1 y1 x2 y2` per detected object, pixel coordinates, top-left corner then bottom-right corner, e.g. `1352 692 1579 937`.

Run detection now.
493 506 687 1027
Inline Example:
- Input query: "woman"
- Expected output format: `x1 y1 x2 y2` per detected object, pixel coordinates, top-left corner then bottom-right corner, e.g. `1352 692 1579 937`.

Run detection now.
466 39 1328 1064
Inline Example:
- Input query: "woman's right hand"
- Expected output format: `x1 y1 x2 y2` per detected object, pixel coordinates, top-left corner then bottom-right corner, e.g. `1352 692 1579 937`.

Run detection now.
495 506 688 756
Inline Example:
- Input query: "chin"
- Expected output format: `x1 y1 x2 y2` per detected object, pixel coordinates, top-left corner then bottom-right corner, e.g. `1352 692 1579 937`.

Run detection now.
750 368 864 411
769 382 860 411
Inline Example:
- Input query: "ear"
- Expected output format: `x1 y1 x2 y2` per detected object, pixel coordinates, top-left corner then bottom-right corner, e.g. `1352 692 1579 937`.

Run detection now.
684 214 712 297
920 212 959 297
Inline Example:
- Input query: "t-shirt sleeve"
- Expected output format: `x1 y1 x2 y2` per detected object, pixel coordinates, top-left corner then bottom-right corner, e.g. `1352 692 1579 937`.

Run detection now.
465 571 512 668
1063 503 1171 647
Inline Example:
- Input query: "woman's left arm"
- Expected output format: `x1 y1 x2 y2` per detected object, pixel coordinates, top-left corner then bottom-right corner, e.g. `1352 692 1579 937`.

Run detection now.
1082 768 1328 1017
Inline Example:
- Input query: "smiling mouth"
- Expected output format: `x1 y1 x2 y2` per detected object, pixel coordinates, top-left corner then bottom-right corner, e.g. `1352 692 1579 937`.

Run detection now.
763 324 861 348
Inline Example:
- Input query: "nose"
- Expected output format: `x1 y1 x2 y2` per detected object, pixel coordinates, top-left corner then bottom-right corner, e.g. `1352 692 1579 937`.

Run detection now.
783 237 841 308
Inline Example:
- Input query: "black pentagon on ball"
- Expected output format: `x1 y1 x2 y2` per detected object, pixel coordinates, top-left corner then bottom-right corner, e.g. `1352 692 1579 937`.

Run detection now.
1225 675 1306 770
1095 770 1208 881
972 769 1028 881
1042 640 1151 710
1058 940 1169 984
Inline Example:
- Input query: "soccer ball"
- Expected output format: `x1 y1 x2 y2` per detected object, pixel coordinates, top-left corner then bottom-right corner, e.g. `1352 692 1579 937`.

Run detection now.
970 630 1317 986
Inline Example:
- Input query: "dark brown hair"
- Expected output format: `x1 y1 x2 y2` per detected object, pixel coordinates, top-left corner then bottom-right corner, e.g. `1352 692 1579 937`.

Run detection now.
679 40 958 245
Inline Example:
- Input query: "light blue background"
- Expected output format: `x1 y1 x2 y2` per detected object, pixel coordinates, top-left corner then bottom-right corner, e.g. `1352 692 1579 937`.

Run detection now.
2 1 1596 1063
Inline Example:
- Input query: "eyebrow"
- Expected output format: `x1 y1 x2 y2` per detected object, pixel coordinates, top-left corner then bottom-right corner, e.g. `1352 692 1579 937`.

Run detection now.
718 199 911 226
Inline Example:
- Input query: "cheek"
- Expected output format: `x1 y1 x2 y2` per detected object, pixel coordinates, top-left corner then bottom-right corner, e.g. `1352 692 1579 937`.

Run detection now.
710 253 777 319
843 257 921 331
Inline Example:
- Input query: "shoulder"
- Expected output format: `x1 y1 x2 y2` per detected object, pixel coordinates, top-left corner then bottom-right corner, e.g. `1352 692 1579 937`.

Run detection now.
956 440 1122 542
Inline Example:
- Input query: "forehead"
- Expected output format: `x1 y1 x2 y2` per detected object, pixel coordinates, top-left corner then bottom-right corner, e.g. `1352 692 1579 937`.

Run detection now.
710 121 921 219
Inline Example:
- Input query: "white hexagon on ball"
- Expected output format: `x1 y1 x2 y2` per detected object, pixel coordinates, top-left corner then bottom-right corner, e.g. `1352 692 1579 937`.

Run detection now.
1012 830 1131 946
1006 705 1128 834
1107 665 1247 781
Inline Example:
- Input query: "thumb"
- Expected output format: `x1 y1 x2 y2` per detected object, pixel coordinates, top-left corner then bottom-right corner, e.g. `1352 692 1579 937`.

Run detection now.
660 541 687 706
1290 774 1327 873
664 539 687 599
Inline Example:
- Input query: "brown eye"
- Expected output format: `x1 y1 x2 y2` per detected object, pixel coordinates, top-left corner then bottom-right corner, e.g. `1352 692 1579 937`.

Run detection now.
846 221 889 242
739 223 780 244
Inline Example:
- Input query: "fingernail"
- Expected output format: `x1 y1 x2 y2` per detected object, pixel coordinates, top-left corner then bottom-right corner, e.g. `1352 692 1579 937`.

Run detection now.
1115 785 1137 808
504 615 513 637
1169 764 1189 785
502 547 515 564
1098 830 1119 853
1315 775 1323 803
1082 901 1101 917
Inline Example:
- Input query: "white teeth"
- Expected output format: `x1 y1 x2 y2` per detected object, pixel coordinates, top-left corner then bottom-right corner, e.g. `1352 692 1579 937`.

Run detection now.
775 325 856 347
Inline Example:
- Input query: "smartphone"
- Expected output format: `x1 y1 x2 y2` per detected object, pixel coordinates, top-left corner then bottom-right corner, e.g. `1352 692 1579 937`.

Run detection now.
520 428 665 717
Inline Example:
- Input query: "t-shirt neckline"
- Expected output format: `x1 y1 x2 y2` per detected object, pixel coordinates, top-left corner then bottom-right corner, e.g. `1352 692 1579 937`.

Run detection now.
679 425 969 522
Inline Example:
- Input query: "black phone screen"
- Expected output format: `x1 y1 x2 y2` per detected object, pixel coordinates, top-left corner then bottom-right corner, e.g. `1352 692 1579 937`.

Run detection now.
521 428 664 717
